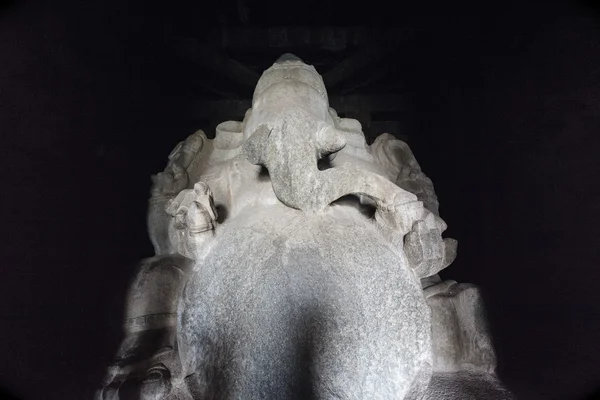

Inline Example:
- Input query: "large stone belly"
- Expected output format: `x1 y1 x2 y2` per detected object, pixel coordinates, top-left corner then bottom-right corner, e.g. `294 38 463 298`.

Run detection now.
179 205 431 399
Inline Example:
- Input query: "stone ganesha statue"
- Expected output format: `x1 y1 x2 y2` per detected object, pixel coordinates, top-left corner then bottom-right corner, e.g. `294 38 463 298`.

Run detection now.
97 54 511 399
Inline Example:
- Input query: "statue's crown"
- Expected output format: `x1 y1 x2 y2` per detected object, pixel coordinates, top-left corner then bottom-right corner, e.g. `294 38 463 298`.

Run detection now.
252 53 328 103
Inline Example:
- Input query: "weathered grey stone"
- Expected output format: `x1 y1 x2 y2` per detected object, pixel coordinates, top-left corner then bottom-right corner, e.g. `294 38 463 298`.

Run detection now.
98 53 510 399
241 57 420 219
97 130 212 400
165 181 218 260
174 54 435 400
425 282 498 374
404 213 458 279
96 255 194 400
422 371 513 400
369 132 500 383
371 133 440 216
148 130 207 256
179 205 432 399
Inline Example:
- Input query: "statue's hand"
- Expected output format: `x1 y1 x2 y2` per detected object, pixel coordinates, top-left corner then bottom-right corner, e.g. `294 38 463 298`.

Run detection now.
404 213 457 278
375 194 423 237
151 162 189 196
148 163 188 255
169 130 205 170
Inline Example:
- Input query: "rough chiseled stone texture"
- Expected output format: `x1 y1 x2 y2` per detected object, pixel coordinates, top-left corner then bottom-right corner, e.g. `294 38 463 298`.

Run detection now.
242 60 418 215
423 372 513 400
425 282 498 373
370 133 440 216
97 54 511 399
180 205 431 399
97 255 194 400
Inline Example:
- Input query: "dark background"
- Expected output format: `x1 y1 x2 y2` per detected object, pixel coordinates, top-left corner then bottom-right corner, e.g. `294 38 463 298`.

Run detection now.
1 0 599 399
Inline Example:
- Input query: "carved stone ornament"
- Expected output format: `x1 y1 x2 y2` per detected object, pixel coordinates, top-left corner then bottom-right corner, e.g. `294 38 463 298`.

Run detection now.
97 53 512 400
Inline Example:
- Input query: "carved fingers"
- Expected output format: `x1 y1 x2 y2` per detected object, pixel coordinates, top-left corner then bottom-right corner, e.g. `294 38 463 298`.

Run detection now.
172 130 205 170
168 131 205 166
151 162 189 196
404 214 457 278
375 198 425 236
375 205 457 278
153 131 206 198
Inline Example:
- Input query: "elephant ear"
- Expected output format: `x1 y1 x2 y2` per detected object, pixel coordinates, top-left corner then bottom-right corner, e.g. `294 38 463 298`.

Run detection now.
242 124 272 165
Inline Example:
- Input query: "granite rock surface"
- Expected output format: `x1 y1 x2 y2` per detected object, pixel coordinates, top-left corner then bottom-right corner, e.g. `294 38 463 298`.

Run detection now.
97 54 511 400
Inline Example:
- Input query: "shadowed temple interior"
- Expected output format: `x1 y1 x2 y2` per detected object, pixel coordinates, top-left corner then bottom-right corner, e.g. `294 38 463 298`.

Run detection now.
1 0 600 399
